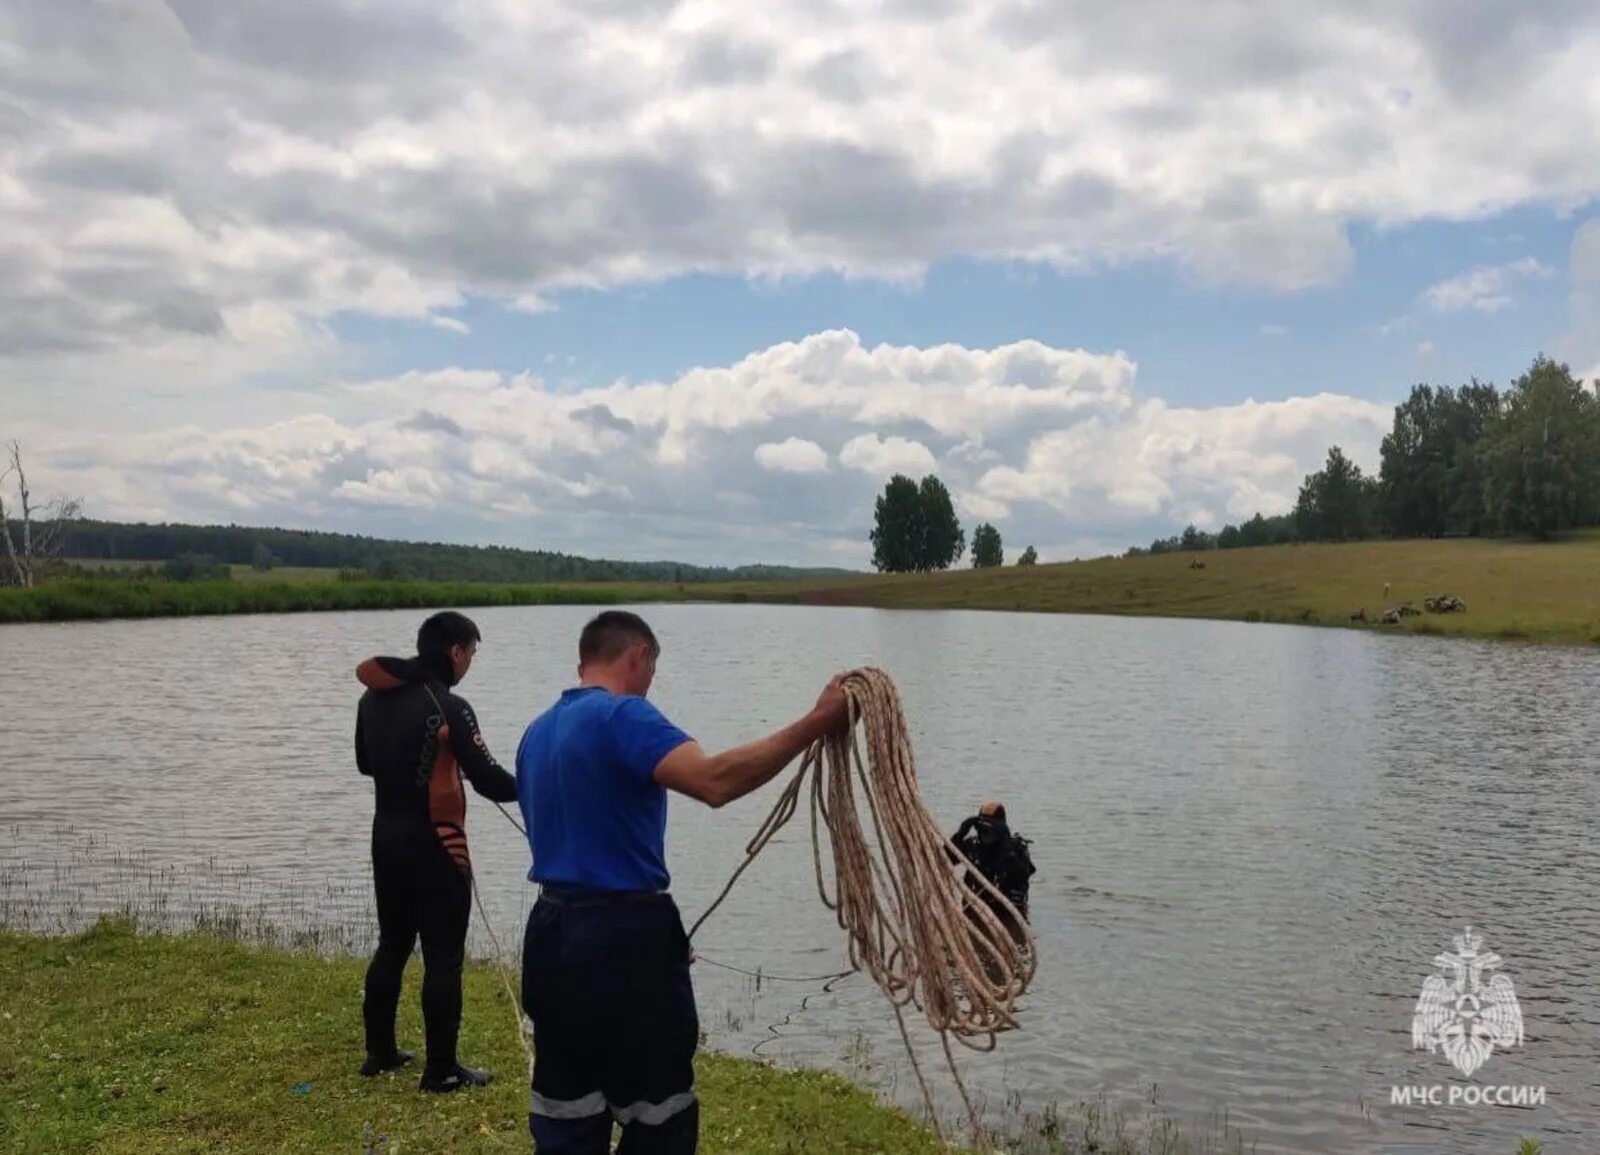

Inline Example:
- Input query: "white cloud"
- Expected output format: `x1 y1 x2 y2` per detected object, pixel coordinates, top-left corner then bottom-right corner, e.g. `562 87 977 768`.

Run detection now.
1259 324 1289 337
430 316 471 334
1421 257 1553 314
839 434 939 478
510 294 556 314
1564 221 1600 380
19 331 1396 566
755 437 829 473
1571 221 1600 286
973 392 1389 526
1416 339 1436 358
7 0 1600 395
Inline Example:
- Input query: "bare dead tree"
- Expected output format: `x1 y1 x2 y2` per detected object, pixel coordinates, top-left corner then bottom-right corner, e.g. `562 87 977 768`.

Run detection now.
0 441 84 588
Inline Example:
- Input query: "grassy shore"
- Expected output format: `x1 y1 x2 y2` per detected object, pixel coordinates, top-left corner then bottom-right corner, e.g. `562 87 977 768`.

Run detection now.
0 920 947 1155
6 535 1598 644
1 921 1554 1155
724 534 1600 645
0 577 699 624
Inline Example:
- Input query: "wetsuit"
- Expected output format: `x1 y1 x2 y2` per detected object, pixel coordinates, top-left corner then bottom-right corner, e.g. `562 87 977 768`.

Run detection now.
354 655 517 1078
952 814 1036 920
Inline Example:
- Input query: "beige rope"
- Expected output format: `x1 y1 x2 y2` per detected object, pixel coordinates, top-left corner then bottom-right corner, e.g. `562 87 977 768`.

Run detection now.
688 667 1036 1149
470 872 534 1079
419 684 536 1081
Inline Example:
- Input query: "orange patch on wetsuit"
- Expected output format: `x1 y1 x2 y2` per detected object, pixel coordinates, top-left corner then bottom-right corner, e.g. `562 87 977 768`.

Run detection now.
356 658 408 691
427 722 472 877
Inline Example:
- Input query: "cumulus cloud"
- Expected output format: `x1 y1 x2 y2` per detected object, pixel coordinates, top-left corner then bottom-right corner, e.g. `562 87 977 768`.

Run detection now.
1573 221 1600 286
972 393 1389 526
839 434 939 478
6 0 1600 389
1421 257 1553 313
11 3 1600 562
755 437 830 473
21 330 1393 566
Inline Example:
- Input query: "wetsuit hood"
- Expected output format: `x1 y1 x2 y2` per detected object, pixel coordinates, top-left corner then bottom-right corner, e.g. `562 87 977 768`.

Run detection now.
974 814 1009 845
357 654 458 690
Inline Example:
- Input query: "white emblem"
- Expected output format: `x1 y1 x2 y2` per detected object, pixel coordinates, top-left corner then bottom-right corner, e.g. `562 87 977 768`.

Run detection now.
1411 926 1524 1077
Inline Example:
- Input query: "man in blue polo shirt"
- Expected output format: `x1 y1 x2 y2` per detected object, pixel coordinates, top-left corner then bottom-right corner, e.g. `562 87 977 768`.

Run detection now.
514 610 847 1153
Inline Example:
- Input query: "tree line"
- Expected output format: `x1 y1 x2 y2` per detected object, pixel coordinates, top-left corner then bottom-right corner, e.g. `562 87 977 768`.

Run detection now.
1 516 857 586
869 473 1036 572
1130 354 1600 554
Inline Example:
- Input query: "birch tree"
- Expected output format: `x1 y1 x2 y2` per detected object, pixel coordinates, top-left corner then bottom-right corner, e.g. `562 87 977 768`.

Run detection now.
0 441 83 587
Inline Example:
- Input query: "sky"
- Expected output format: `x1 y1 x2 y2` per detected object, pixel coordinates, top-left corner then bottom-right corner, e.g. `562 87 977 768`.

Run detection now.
4 1 1600 568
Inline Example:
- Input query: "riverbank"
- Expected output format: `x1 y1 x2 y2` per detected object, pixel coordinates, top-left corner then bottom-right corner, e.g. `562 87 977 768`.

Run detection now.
5 535 1598 646
0 921 1552 1155
725 534 1600 646
0 919 945 1154
0 576 698 623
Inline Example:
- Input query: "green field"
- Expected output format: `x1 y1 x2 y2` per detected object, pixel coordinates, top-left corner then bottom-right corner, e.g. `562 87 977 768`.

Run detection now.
0 577 699 623
722 534 1600 645
0 921 945 1155
61 560 345 583
9 535 1600 645
228 564 345 584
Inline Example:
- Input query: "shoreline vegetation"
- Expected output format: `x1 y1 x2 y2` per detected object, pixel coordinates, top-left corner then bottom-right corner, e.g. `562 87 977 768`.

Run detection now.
0 919 1263 1155
3 535 1598 645
1 920 1552 1154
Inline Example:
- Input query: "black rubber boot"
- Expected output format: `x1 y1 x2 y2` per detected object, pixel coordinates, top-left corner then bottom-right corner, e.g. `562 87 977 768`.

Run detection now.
418 1063 493 1094
360 1049 415 1077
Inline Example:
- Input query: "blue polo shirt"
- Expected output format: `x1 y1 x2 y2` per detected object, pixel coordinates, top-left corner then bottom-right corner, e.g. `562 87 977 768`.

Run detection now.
514 685 694 892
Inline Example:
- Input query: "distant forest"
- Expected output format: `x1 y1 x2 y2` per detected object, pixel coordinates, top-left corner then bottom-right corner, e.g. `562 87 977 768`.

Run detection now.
1131 354 1600 555
41 519 857 584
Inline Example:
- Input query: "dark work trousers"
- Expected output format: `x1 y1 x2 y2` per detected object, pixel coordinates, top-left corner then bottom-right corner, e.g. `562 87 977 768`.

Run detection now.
362 816 471 1074
521 888 700 1153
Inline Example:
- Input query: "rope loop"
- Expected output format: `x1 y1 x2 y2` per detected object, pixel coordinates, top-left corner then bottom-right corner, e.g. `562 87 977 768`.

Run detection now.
688 667 1036 1148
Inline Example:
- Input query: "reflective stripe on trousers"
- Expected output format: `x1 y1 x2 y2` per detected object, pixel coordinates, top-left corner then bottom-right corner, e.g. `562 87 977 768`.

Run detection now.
530 1089 697 1126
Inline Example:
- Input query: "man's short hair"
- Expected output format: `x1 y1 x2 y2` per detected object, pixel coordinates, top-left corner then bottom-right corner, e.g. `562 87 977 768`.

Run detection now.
417 611 481 663
579 610 659 665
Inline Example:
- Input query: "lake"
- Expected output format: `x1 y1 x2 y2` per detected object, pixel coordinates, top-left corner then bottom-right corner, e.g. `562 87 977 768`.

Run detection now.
3 603 1597 1153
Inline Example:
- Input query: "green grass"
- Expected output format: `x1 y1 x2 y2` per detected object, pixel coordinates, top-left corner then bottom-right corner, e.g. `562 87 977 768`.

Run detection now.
14 535 1600 646
228 565 346 584
718 533 1600 646
0 920 944 1155
0 577 699 623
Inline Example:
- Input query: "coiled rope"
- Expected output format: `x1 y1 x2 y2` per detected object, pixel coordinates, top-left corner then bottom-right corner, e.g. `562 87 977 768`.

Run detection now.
476 667 1035 1149
686 667 1037 1148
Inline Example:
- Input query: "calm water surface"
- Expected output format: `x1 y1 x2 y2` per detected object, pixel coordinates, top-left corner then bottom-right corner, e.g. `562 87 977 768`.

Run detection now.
2 604 1597 1153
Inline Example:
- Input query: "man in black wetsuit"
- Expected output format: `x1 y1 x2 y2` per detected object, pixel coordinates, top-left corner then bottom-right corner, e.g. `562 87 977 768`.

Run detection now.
951 800 1036 932
353 610 518 1093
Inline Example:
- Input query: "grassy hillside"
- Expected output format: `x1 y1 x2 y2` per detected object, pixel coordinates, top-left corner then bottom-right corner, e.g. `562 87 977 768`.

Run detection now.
9 536 1599 644
727 534 1600 645
34 518 858 585
0 577 699 623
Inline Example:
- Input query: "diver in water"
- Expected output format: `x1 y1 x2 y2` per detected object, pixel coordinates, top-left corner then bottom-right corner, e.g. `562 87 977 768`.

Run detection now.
951 800 1036 928
353 610 518 1093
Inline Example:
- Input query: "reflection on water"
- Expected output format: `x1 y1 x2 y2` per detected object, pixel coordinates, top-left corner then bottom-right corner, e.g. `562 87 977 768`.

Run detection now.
2 604 1597 1153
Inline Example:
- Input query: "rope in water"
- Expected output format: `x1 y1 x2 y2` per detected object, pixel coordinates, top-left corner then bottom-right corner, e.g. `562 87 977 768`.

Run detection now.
685 667 1037 1149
